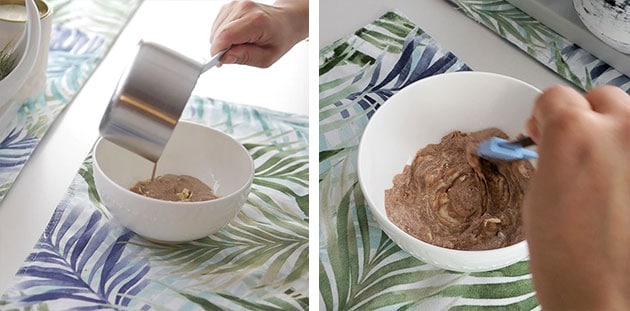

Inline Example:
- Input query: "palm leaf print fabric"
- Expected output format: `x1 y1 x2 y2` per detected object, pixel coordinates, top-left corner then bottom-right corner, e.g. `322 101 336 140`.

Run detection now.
321 3 630 309
0 0 143 201
319 11 539 310
1 98 309 310
448 0 630 91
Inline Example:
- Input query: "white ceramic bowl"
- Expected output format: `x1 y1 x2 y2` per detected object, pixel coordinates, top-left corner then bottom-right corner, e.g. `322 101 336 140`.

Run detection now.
94 121 254 243
358 71 541 272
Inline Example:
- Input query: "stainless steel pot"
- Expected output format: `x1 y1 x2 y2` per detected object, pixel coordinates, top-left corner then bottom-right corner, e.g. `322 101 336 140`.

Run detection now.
99 41 203 162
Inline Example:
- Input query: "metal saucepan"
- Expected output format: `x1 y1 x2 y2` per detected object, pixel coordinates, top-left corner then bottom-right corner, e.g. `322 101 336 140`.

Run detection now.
99 41 225 162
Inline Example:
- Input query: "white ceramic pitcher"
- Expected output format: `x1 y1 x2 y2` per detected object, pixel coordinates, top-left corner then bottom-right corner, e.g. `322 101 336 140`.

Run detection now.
0 0 41 141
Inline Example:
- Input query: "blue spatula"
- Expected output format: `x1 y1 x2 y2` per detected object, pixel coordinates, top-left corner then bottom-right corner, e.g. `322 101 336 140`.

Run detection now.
476 136 537 161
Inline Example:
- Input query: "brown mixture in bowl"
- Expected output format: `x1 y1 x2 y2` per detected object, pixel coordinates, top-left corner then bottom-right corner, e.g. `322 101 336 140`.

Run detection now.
385 128 534 250
130 174 218 202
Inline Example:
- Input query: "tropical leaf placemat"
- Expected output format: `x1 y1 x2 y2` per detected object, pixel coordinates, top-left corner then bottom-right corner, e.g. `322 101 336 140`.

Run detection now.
0 98 309 310
320 11 539 310
0 0 143 201
448 0 630 92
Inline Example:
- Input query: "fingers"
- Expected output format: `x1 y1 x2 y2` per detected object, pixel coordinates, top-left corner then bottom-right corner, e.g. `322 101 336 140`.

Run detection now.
585 85 630 116
211 18 268 65
527 86 591 143
221 44 279 68
210 0 269 56
525 116 539 143
211 1 244 46
211 13 246 54
208 0 302 67
215 17 266 47
210 5 231 43
527 85 630 143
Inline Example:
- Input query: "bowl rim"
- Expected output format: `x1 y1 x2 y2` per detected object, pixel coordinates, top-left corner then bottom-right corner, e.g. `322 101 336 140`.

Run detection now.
357 71 539 254
94 120 255 207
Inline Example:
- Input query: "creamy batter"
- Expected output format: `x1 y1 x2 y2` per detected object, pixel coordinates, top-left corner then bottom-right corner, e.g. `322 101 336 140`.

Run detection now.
385 128 534 250
130 174 218 202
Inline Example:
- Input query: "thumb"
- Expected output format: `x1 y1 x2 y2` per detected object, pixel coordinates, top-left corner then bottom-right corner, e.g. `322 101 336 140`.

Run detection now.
526 116 540 144
221 44 278 68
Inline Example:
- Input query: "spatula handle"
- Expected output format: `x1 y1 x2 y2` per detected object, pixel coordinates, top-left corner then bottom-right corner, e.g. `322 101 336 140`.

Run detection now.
507 136 535 147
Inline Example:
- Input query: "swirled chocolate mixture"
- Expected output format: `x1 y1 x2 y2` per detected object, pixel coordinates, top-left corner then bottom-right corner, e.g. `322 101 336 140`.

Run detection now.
385 128 534 250
130 174 218 202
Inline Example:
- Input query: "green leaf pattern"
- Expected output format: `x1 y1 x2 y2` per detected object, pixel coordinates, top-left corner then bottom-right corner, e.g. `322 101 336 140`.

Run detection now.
321 4 629 308
135 98 309 309
0 0 143 202
448 0 629 91
1 97 309 310
319 11 538 311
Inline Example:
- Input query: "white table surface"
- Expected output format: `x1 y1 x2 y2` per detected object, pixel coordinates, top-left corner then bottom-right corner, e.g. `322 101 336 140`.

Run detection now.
0 0 308 292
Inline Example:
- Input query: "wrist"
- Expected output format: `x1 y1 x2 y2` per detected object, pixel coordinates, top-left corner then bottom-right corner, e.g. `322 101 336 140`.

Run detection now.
273 0 309 43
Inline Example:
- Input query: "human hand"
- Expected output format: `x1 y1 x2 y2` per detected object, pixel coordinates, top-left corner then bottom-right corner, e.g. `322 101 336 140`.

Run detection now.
524 85 630 310
210 0 308 68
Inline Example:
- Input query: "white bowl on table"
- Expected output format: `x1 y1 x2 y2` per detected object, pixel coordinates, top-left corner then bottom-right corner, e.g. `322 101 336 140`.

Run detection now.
93 121 255 244
357 71 541 272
